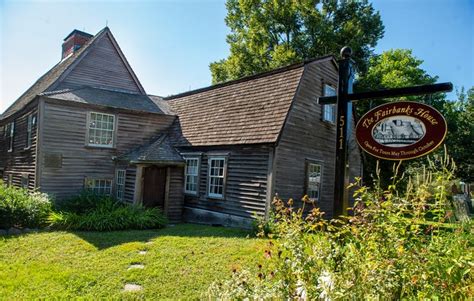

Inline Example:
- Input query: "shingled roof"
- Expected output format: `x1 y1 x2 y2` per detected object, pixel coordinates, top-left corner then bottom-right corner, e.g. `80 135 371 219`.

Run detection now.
42 87 174 115
116 134 184 164
166 56 333 146
1 27 146 120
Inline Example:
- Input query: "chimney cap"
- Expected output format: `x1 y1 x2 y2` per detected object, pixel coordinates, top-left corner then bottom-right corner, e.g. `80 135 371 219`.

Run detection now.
63 29 93 41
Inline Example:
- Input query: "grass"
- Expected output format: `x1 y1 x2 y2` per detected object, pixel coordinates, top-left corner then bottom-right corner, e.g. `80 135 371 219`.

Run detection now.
0 224 266 300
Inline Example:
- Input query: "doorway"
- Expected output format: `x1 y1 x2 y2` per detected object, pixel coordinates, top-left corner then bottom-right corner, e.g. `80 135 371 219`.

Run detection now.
142 166 167 209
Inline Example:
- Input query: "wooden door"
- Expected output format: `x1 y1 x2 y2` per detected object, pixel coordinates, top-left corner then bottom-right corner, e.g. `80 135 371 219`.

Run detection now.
142 166 166 209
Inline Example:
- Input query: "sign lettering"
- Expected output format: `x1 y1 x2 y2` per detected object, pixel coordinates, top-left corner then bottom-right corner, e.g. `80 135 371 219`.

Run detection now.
355 101 447 160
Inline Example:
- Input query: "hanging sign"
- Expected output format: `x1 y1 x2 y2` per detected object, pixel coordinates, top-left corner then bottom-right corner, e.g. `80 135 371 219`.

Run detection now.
355 101 447 160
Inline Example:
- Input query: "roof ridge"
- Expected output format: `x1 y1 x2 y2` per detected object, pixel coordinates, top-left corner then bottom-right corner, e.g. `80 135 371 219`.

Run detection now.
164 55 334 100
1 27 109 120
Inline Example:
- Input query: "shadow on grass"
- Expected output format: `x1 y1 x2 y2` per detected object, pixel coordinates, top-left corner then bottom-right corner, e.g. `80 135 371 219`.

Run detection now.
71 223 254 249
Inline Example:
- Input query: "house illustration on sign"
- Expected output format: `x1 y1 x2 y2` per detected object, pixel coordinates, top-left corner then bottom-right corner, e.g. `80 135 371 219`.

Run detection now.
0 28 362 226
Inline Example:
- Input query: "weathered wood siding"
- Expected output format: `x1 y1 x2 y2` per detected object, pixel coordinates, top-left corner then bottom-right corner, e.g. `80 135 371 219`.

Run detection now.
167 166 184 223
0 101 39 190
274 59 362 217
54 33 142 93
181 145 271 220
39 99 176 200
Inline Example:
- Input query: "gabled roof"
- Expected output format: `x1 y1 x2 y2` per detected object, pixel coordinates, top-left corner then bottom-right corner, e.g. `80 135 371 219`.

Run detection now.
116 134 184 164
42 87 174 115
166 56 335 146
1 27 145 120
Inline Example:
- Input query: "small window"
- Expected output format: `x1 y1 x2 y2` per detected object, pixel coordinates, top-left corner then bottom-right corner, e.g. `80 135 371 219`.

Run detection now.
322 84 336 123
85 178 112 195
306 162 322 202
185 158 200 195
21 174 29 189
88 112 115 147
6 122 14 152
26 115 34 149
115 169 126 201
208 157 226 199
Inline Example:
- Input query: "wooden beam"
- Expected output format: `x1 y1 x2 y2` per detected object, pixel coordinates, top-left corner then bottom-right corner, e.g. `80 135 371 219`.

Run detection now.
318 82 453 105
134 165 145 204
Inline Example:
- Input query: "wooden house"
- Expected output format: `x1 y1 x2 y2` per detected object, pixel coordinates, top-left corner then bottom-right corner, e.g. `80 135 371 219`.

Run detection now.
0 28 361 226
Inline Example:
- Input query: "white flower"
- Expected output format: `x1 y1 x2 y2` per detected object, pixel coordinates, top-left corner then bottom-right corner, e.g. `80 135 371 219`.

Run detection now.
317 271 334 301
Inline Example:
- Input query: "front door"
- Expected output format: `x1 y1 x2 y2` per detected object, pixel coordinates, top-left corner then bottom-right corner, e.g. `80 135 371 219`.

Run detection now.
142 166 166 209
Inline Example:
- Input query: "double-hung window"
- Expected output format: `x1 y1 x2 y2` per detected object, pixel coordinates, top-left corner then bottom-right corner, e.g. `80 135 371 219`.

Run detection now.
306 162 322 202
208 157 226 199
184 158 200 195
6 122 14 152
25 114 35 149
85 178 112 195
115 169 126 201
322 84 337 123
88 112 115 147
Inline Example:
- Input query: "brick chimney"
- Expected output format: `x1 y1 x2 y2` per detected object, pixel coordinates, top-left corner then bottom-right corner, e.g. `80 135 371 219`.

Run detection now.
61 29 93 59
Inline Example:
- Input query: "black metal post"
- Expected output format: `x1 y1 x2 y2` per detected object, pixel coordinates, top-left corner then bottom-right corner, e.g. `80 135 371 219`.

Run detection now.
333 47 354 217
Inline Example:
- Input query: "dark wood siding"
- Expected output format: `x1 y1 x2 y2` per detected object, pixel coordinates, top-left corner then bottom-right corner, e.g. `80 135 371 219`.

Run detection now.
181 145 271 219
274 59 362 218
55 34 142 93
39 99 175 200
0 101 39 190
167 166 184 223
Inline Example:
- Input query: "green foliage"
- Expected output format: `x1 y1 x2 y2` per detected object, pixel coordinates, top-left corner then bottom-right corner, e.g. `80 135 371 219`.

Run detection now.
210 0 384 83
251 211 277 237
0 182 52 229
443 87 474 182
208 152 474 299
49 193 168 231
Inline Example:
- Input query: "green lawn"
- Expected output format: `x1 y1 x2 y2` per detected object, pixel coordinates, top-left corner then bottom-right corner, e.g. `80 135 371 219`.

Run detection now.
0 224 266 299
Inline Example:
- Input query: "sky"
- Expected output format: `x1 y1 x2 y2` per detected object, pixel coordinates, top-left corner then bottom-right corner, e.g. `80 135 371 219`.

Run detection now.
1 0 473 113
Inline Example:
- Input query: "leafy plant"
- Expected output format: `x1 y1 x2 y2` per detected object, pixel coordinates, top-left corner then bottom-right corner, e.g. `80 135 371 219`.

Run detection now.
49 193 168 231
207 151 473 299
0 182 52 229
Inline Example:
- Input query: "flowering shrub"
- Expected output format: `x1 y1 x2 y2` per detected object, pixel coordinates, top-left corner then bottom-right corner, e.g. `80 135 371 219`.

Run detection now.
207 152 473 299
0 182 52 229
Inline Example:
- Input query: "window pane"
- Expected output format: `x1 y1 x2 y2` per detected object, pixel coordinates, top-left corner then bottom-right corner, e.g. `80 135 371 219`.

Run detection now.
88 113 115 146
307 163 322 201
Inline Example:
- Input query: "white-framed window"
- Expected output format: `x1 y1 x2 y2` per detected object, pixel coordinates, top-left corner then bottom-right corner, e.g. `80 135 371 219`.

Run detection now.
184 158 200 195
87 112 115 147
25 114 35 149
306 162 322 201
6 122 14 152
323 84 337 123
115 169 126 201
208 157 226 199
85 178 112 195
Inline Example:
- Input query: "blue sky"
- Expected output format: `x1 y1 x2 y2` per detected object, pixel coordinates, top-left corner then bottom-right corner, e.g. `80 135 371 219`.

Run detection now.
1 0 472 113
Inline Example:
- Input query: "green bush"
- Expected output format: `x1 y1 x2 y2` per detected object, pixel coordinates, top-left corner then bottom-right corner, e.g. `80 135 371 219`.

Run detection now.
208 152 474 299
49 192 168 231
0 182 52 229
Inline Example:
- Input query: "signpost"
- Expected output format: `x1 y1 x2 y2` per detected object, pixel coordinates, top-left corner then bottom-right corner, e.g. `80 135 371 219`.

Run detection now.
319 47 452 217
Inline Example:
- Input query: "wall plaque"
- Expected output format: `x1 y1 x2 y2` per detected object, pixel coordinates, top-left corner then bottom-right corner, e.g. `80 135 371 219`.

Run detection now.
355 101 447 160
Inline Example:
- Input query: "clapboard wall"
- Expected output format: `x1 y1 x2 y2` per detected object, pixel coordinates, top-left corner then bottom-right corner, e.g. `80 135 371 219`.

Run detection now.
180 145 271 221
0 101 39 190
274 59 362 218
38 98 176 200
54 32 142 93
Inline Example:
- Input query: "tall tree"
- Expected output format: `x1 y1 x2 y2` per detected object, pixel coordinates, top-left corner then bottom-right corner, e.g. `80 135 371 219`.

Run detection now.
210 0 384 83
443 87 474 183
